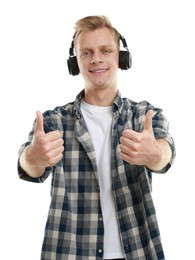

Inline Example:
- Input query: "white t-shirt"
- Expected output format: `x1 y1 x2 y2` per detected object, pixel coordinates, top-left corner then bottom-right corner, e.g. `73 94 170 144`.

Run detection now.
81 100 124 259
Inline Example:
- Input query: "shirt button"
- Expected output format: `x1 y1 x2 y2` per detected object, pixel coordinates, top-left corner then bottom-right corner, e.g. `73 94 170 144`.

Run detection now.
98 249 103 253
99 217 103 221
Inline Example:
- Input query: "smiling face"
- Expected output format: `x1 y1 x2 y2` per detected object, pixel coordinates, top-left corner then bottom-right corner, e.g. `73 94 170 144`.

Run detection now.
75 28 119 92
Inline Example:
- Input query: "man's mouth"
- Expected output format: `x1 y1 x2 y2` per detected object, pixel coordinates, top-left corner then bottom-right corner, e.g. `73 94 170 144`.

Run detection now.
89 68 108 73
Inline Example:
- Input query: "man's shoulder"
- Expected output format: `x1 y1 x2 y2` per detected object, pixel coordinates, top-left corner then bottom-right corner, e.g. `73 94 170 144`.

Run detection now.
122 97 156 111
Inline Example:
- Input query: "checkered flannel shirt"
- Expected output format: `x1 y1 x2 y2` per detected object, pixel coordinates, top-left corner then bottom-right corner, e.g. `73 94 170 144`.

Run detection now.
18 90 176 260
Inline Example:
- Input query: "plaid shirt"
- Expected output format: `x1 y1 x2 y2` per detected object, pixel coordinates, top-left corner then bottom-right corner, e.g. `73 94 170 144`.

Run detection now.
18 90 176 260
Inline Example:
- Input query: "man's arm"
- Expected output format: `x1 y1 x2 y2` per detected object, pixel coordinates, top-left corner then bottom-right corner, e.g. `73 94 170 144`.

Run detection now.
145 138 172 171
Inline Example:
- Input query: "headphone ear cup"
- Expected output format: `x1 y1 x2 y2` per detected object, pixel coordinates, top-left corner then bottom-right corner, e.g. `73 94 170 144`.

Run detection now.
67 56 80 76
119 51 132 70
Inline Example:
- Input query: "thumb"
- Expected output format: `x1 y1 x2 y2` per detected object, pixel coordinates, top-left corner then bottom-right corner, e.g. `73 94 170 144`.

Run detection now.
144 109 154 132
35 111 45 134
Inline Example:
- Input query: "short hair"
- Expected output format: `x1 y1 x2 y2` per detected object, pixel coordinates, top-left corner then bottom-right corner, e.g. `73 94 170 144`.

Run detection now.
73 15 120 47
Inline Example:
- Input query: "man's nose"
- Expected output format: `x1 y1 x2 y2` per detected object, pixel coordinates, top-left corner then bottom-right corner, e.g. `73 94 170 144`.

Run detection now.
90 53 103 64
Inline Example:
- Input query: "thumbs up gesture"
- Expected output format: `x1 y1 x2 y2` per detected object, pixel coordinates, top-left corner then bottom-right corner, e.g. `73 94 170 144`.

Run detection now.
120 110 162 168
28 111 64 168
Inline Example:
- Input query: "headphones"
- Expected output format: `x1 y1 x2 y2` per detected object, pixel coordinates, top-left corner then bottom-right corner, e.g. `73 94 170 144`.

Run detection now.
67 33 132 76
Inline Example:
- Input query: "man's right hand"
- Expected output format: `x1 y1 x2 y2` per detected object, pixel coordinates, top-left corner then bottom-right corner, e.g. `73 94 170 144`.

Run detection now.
19 111 64 178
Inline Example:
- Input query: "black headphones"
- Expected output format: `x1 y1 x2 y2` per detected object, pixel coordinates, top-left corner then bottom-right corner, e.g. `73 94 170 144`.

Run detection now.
67 33 132 76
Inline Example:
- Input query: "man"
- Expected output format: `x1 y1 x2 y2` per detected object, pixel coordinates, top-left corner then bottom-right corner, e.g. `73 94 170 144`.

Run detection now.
18 15 176 260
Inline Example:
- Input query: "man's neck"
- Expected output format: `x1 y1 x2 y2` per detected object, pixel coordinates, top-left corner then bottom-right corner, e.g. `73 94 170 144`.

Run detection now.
83 88 118 106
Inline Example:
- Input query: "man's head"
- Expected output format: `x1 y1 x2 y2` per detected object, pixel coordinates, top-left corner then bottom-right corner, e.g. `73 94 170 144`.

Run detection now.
67 15 131 76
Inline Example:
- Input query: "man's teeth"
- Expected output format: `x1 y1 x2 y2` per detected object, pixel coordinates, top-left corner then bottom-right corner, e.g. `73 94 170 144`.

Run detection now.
93 69 106 72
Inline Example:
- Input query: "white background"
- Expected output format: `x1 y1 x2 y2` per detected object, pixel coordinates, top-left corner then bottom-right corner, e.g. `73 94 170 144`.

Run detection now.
0 0 194 259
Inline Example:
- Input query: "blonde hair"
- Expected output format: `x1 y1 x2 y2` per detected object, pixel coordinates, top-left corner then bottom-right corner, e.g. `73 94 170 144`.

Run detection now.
73 15 120 47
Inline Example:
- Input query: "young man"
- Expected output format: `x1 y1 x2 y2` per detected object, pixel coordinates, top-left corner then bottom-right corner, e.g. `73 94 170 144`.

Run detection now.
18 15 176 260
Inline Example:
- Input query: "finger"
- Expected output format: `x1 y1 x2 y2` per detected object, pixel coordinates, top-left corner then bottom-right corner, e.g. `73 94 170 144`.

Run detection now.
121 129 138 140
35 111 45 134
144 110 154 132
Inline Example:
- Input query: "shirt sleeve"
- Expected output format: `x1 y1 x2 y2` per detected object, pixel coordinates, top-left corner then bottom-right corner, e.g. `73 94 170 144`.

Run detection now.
148 106 176 173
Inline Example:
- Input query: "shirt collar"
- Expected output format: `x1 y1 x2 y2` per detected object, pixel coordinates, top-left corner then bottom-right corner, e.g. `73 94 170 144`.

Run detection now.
74 89 123 118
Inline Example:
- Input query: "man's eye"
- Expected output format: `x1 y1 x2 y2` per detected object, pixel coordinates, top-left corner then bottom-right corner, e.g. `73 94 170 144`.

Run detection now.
103 49 112 54
81 51 91 57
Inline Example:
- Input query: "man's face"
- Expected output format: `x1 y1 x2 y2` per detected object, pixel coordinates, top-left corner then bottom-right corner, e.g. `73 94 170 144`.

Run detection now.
76 28 119 91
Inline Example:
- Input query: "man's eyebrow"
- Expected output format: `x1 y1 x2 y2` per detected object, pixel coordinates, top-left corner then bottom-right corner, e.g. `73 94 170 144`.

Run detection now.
79 45 114 51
